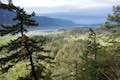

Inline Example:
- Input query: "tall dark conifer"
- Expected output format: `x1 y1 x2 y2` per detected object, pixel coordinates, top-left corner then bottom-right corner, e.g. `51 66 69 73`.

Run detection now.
80 28 100 80
0 1 53 80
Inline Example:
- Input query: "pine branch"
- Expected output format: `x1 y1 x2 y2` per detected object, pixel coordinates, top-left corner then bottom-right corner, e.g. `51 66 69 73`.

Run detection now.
0 49 26 65
0 64 13 73
36 55 54 61
0 3 17 12
0 37 21 52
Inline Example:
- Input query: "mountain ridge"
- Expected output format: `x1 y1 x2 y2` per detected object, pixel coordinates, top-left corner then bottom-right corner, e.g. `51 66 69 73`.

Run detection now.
0 9 77 28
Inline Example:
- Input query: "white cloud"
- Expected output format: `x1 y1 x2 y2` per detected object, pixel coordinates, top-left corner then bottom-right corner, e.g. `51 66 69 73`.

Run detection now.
2 0 120 8
1 0 120 13
13 0 72 8
11 0 120 8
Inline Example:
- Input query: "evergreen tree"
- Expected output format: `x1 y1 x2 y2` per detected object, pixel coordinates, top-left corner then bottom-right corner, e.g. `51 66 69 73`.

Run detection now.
103 5 120 29
80 28 100 80
81 28 99 61
0 1 53 80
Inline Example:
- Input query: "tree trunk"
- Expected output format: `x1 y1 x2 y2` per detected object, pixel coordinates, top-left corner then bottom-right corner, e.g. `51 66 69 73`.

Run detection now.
25 43 37 80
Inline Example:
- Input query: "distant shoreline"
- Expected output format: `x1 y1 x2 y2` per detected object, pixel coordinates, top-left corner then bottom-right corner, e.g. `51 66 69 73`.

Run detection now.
28 25 101 32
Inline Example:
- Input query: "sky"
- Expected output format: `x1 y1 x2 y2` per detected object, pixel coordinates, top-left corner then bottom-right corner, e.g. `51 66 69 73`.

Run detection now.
1 0 120 13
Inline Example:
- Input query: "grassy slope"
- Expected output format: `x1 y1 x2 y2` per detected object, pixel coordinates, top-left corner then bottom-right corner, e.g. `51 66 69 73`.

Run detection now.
0 28 120 80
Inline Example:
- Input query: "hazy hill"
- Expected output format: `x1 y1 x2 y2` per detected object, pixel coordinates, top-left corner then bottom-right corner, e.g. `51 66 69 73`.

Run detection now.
0 9 77 28
39 7 112 25
34 16 76 27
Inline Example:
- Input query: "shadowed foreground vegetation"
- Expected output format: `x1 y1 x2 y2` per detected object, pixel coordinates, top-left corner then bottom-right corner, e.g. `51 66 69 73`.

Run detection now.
1 28 120 80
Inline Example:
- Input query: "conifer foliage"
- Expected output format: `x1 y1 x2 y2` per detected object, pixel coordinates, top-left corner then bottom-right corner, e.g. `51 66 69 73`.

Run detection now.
103 5 120 29
80 28 100 80
0 1 52 80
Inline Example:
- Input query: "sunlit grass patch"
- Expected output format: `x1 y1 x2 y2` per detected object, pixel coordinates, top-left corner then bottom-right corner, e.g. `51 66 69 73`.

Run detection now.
0 35 17 46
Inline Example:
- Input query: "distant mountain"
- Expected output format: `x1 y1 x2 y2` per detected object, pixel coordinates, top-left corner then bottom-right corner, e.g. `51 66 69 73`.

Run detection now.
34 16 76 27
0 9 15 25
0 9 77 28
39 7 112 25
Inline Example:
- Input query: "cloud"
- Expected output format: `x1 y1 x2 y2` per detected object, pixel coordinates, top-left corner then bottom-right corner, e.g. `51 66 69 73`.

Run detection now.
12 0 72 7
12 0 119 8
1 0 120 13
2 0 120 8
